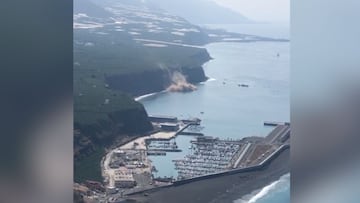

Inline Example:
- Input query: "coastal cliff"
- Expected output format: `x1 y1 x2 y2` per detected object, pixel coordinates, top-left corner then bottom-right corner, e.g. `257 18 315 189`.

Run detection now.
105 69 171 96
182 66 208 84
105 65 208 96
74 91 153 182
73 0 282 186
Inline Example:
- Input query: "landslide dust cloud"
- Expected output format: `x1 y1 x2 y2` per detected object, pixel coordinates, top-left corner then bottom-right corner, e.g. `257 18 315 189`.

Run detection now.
167 71 197 92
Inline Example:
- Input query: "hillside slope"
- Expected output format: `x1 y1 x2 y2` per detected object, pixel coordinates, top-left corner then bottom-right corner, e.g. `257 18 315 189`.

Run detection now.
147 0 251 24
73 0 285 183
74 0 211 182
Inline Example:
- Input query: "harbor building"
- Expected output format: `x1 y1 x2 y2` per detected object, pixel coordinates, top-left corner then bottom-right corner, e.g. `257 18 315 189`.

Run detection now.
113 170 136 188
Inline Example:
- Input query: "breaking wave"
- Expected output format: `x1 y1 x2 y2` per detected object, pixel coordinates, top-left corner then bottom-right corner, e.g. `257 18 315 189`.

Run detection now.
134 91 166 101
234 173 290 203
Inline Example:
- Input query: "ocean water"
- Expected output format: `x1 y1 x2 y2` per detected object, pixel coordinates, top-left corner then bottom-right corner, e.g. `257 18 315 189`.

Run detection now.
235 173 290 203
139 24 290 202
141 42 289 138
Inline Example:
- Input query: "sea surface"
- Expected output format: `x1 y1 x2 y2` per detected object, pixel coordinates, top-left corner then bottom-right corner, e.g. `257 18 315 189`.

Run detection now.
234 173 290 203
139 23 290 203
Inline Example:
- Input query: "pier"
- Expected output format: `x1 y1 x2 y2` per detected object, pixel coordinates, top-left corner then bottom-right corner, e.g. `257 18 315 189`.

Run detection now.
173 123 291 179
147 151 166 156
177 131 204 136
173 136 241 179
232 143 252 168
264 124 290 144
180 118 201 125
264 121 290 126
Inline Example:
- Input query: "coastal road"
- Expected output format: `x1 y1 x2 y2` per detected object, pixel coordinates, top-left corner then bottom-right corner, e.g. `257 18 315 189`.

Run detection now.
134 38 204 48
233 143 252 168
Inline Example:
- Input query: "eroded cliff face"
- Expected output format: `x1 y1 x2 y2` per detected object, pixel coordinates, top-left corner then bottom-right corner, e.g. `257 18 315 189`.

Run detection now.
181 48 211 84
104 48 211 96
181 66 208 84
105 65 209 96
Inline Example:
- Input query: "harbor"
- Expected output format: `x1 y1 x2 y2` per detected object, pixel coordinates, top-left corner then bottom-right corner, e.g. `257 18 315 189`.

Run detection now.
101 115 290 201
173 136 242 179
101 38 290 203
101 115 203 196
76 30 290 202
172 124 290 180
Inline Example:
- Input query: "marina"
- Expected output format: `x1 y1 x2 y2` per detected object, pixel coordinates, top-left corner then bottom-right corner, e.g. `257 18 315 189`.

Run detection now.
173 136 241 179
172 124 290 180
102 115 290 199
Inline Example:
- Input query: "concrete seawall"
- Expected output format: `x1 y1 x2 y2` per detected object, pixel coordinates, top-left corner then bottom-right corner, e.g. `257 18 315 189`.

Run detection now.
124 145 289 203
126 144 289 196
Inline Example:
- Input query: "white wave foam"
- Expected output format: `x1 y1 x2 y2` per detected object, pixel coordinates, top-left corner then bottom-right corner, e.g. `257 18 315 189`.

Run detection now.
234 173 290 203
143 43 168 48
199 78 216 85
134 90 166 101
135 93 157 101
248 181 279 203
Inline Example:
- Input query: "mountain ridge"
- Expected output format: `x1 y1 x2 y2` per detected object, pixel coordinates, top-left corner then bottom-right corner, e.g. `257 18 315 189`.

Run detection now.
147 0 252 24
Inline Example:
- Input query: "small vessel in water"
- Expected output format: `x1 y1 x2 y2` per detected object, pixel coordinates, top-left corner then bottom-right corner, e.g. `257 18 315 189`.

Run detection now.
238 84 249 88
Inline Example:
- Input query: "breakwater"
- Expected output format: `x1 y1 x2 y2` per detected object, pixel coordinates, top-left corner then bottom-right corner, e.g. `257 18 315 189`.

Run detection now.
126 144 289 196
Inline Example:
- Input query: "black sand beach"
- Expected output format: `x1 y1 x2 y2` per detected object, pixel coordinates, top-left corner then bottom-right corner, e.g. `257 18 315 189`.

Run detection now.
125 148 290 203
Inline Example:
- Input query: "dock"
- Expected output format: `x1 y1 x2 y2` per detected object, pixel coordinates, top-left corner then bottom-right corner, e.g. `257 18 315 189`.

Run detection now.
103 116 290 200
264 124 290 144
264 121 290 126
232 143 252 168
147 151 166 156
173 136 241 179
173 124 291 179
177 132 204 136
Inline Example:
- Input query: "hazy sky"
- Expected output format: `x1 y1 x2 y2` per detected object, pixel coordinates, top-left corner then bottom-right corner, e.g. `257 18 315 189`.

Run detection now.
213 0 289 23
